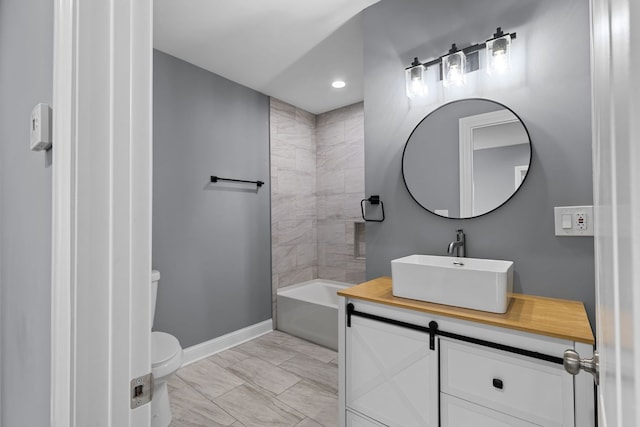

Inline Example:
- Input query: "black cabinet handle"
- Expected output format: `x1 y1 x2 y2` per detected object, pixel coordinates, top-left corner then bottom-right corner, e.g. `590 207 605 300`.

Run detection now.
492 378 504 390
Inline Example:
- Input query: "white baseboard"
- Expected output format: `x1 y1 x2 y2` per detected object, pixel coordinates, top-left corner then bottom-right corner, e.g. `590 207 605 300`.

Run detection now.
181 319 273 366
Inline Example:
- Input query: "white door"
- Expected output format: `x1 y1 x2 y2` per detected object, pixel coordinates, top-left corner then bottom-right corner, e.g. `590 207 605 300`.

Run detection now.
590 0 640 425
51 1 153 426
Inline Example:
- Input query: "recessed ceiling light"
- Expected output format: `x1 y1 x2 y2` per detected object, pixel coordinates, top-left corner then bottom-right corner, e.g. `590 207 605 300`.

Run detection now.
332 80 346 89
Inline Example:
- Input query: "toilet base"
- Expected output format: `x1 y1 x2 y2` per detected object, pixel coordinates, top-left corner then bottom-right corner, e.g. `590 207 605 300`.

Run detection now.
151 380 172 427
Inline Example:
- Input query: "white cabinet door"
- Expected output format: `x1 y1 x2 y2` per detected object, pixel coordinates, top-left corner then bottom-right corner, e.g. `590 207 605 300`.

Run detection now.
346 410 386 427
346 315 438 427
441 394 541 427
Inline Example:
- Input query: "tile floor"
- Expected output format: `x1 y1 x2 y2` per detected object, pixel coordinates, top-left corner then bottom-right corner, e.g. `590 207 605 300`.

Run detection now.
168 331 339 427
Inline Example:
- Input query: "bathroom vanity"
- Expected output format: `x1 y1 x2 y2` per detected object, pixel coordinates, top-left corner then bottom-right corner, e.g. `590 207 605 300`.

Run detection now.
337 277 595 427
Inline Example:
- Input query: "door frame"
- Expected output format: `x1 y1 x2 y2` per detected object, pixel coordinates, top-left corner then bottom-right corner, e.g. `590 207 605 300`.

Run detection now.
458 109 521 217
51 1 153 426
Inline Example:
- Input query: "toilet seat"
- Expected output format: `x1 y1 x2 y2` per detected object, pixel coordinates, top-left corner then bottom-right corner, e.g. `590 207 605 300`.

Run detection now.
152 331 182 380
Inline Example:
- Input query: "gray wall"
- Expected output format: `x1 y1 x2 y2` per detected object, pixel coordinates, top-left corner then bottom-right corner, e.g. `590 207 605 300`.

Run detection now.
153 50 272 348
363 0 596 324
0 0 53 425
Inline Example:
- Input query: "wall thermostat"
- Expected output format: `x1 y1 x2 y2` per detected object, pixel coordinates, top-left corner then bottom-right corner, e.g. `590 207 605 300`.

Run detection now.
30 103 52 151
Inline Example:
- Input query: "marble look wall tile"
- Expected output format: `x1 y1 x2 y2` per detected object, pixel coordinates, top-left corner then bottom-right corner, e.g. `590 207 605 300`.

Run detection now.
295 194 317 220
296 108 316 129
318 266 348 282
296 243 317 269
271 194 296 224
345 116 364 141
323 194 347 220
343 193 365 219
295 147 316 172
277 169 314 195
277 219 314 246
316 123 345 147
317 221 346 245
271 98 296 121
214 383 304 427
273 245 297 274
316 170 345 195
344 168 364 194
278 267 315 288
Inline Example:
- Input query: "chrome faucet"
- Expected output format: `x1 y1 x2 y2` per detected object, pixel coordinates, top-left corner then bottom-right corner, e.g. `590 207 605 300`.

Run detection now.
447 229 466 257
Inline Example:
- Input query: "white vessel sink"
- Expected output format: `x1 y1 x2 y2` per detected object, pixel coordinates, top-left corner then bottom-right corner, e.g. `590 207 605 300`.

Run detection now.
391 254 514 313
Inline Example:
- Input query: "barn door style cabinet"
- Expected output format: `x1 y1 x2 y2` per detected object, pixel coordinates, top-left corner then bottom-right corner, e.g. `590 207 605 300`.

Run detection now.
337 278 595 427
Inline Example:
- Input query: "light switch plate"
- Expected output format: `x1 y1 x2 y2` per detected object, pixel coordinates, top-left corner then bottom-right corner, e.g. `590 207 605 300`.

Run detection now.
554 205 594 236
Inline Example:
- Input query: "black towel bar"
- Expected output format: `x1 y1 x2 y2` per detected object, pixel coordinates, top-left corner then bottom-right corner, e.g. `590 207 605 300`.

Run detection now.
210 176 264 188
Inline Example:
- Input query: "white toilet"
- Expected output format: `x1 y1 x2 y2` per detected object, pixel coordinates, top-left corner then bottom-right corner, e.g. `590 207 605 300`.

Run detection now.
151 270 183 427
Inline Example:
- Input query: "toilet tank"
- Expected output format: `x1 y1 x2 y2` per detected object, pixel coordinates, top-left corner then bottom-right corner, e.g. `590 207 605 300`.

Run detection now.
151 270 160 327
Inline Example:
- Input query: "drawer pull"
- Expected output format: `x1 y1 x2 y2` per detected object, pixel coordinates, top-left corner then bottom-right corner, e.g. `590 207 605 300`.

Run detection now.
492 378 504 390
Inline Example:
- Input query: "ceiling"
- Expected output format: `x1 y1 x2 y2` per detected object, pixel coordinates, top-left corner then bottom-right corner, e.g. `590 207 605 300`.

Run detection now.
154 0 380 115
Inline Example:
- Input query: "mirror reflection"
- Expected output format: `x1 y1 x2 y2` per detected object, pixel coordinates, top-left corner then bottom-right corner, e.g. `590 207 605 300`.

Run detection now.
402 98 531 218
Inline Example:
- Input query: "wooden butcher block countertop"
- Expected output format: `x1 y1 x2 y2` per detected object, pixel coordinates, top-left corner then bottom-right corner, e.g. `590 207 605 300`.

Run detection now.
338 276 594 344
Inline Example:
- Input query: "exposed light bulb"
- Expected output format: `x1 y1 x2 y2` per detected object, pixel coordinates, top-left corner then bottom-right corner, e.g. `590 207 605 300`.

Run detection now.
447 65 464 87
332 80 346 89
405 64 428 98
442 51 466 88
487 35 511 76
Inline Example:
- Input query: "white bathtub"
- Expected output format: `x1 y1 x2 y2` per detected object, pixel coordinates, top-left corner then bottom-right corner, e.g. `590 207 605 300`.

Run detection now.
276 279 350 351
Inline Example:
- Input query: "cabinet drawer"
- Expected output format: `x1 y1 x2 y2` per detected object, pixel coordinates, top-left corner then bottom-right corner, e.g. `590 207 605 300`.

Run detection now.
441 394 541 427
440 339 574 426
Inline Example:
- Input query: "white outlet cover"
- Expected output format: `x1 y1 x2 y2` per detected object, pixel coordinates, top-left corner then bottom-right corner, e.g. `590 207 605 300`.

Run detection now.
554 205 594 236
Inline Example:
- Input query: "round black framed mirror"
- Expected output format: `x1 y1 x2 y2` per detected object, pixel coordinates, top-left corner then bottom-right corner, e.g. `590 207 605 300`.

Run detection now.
402 98 531 219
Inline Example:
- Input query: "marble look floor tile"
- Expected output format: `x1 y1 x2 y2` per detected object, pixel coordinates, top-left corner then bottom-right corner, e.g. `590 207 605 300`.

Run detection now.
279 354 338 394
227 356 302 395
168 372 190 392
295 418 325 427
208 348 251 369
214 383 304 427
266 333 337 364
169 384 237 426
277 380 338 427
231 422 246 427
177 358 244 400
234 337 298 365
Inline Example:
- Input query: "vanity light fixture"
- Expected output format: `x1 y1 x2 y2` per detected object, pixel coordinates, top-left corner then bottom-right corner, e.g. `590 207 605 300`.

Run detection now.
442 44 466 88
405 27 516 97
405 58 428 98
486 27 512 75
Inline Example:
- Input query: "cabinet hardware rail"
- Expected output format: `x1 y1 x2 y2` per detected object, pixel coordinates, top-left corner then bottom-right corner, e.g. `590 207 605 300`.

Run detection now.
210 176 264 188
346 303 564 365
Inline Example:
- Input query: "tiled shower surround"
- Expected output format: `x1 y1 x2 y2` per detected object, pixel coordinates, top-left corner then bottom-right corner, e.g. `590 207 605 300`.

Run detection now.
270 98 365 317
